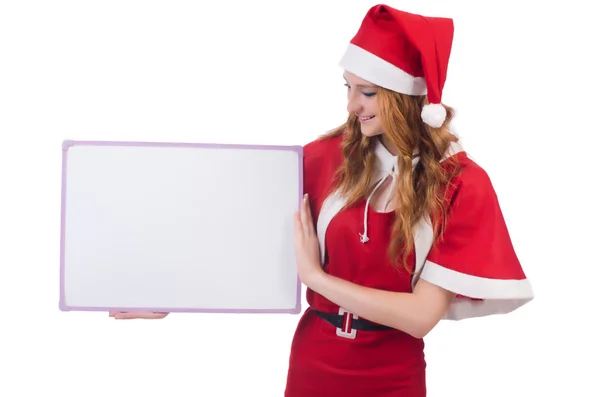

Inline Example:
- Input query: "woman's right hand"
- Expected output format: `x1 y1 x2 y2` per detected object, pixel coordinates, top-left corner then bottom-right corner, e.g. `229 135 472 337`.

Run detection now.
109 311 169 320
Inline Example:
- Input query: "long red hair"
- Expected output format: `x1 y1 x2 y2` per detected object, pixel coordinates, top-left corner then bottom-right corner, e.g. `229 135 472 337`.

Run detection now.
320 87 462 273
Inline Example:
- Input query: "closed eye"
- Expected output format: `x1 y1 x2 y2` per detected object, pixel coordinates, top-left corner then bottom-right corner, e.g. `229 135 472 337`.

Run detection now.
344 83 377 97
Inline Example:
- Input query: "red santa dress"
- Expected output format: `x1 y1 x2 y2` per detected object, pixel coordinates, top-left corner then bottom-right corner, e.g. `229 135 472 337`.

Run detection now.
284 133 534 397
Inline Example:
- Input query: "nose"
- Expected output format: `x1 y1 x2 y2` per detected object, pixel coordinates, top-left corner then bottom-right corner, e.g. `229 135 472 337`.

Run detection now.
347 94 362 114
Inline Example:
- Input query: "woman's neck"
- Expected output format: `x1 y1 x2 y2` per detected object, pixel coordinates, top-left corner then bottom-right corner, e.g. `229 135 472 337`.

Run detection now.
378 135 398 156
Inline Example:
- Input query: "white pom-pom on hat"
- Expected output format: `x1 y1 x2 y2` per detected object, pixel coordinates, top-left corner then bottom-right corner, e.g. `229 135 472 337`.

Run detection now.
421 103 446 128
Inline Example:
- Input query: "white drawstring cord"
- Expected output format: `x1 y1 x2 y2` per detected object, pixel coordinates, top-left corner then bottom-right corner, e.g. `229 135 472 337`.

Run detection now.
359 170 397 243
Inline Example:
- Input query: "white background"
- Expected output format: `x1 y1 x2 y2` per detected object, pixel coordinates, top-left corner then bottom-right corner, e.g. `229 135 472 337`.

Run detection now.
1 1 598 396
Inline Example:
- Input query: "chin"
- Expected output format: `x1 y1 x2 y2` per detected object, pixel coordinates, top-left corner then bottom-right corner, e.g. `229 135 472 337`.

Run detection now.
360 126 383 138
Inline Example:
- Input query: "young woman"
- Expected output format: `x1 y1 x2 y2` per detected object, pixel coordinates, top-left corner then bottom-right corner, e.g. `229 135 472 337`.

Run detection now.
110 5 533 396
285 4 533 397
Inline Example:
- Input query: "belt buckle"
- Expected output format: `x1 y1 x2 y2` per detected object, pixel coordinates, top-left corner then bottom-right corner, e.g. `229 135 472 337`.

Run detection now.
336 307 358 339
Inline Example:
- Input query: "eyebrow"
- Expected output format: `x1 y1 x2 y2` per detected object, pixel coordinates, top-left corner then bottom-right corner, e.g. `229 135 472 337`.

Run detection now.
343 76 376 89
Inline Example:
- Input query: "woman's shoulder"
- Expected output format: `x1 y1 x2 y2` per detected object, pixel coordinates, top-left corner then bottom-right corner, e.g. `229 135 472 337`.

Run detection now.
302 132 345 176
441 151 498 206
303 132 344 161
301 132 345 202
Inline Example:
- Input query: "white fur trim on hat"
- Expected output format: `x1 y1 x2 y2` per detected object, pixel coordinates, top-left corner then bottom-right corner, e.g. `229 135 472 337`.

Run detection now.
340 44 427 96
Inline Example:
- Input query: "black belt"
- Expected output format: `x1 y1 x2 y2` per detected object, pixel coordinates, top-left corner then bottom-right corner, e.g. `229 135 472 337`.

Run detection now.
310 308 392 331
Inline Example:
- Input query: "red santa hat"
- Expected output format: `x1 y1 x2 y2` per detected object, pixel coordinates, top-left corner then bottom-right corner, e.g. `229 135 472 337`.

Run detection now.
339 5 454 128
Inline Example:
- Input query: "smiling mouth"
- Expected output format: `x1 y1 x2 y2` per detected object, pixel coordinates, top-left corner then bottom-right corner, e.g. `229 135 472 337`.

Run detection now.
359 115 375 123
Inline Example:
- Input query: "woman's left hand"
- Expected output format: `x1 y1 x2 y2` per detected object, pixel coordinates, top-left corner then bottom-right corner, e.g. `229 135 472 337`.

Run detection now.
109 312 169 319
294 193 325 288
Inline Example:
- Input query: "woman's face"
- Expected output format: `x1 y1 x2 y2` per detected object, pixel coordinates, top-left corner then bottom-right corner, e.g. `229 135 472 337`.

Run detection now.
344 71 383 137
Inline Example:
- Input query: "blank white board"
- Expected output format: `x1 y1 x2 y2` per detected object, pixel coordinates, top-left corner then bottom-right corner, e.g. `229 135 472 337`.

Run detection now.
59 140 303 314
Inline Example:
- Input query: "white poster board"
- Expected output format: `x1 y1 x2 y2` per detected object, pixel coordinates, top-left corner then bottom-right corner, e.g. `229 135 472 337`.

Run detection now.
59 140 303 314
